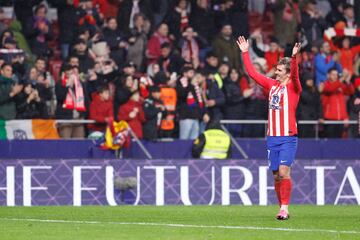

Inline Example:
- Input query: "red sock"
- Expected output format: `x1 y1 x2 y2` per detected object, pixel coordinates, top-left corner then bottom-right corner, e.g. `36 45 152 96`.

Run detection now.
274 181 281 206
280 178 292 205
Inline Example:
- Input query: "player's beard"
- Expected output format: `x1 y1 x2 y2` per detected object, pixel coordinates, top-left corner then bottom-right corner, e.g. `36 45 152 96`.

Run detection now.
276 74 289 84
275 76 289 84
275 74 282 82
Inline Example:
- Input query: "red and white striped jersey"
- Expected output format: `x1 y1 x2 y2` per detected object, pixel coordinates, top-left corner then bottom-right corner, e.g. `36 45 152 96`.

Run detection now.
243 52 302 136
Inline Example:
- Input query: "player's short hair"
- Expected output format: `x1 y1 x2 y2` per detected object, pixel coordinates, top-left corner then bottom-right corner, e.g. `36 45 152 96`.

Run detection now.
277 57 291 73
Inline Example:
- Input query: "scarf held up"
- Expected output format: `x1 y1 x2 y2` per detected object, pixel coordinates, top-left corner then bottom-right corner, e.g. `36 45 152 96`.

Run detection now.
62 73 86 112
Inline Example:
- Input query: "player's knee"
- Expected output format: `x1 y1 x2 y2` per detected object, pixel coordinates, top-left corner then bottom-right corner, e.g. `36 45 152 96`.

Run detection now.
278 173 290 179
278 170 289 179
278 166 291 179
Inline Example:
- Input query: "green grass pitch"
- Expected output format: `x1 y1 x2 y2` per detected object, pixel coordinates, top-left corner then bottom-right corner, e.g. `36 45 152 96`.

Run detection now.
0 205 360 240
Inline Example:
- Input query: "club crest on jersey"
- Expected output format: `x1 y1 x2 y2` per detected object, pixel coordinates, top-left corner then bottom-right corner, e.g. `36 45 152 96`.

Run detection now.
269 94 282 110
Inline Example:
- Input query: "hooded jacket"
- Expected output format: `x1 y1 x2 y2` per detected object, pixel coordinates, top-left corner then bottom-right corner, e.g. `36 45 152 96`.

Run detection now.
322 80 354 120
118 98 145 139
88 92 114 132
223 78 245 119
0 76 16 120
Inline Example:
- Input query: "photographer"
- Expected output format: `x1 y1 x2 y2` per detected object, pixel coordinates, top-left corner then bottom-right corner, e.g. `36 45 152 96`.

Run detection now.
34 57 55 91
87 57 118 96
15 81 47 119
25 67 50 101
33 57 55 115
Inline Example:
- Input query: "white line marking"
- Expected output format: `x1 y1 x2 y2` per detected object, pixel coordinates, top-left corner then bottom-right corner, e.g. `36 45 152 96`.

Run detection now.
0 218 359 235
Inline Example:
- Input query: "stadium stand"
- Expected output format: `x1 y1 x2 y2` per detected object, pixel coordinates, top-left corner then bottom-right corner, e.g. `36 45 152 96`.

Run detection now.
0 0 359 141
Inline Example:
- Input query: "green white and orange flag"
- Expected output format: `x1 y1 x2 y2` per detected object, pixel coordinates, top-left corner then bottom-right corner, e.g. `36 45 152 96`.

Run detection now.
0 119 59 140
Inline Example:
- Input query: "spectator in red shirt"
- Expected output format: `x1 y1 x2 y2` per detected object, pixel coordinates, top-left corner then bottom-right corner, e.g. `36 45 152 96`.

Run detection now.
321 68 355 138
328 37 360 76
251 33 284 74
146 23 172 64
88 85 114 133
118 91 145 139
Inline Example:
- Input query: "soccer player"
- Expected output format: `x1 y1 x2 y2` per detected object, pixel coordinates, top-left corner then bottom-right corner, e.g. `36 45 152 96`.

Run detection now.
237 36 302 220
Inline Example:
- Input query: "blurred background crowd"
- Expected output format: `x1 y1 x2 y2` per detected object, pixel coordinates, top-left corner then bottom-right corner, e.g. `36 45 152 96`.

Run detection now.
0 0 359 139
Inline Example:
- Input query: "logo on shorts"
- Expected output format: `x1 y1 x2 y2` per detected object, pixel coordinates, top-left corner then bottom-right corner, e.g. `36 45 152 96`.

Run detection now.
280 160 287 164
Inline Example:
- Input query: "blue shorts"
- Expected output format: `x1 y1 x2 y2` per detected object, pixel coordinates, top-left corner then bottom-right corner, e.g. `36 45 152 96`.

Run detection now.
266 136 298 171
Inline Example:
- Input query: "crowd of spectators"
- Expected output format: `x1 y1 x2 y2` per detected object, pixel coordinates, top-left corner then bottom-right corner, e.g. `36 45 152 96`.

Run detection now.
0 0 359 139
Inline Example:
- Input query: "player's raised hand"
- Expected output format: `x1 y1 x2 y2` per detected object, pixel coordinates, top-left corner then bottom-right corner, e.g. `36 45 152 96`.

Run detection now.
236 36 249 52
292 42 301 57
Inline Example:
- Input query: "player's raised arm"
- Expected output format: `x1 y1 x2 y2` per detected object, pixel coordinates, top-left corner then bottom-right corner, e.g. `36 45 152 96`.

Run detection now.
237 36 273 90
291 42 302 93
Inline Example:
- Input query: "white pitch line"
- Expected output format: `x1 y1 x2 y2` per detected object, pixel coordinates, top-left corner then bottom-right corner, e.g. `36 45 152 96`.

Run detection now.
1 218 359 235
